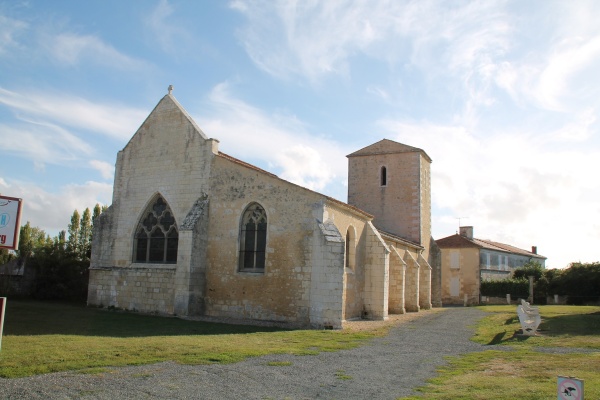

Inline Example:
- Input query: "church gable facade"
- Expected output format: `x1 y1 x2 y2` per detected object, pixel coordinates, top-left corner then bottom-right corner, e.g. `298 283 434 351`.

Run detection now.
88 91 433 329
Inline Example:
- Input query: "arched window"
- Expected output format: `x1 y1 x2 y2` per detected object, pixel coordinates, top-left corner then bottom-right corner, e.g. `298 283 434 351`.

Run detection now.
134 196 178 263
345 226 356 271
380 166 387 186
239 203 267 272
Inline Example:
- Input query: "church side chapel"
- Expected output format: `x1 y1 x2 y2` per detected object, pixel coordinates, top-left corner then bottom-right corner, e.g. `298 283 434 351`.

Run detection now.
88 88 434 329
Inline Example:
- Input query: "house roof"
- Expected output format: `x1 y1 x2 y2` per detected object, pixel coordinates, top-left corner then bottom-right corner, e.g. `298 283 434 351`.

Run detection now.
346 139 432 162
436 233 546 259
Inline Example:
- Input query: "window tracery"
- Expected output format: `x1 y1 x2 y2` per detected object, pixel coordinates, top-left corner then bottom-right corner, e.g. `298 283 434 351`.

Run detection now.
134 196 178 263
239 203 267 272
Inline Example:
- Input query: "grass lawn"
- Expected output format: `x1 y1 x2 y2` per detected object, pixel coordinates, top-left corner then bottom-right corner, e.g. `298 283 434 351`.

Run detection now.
2 301 599 400
402 305 600 400
0 300 384 378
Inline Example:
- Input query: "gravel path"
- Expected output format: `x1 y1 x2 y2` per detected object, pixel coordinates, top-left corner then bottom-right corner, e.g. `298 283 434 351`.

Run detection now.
0 307 490 400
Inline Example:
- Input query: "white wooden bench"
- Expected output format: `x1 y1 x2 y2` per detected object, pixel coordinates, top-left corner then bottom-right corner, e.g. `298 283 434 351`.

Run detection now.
521 299 539 313
516 304 541 336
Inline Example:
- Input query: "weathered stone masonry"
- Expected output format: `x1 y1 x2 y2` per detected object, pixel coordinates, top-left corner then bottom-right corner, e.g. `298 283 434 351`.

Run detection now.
88 91 436 328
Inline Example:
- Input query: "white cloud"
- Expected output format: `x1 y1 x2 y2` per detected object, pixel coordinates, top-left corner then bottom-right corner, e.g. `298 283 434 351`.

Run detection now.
0 14 28 56
378 118 600 269
198 82 349 193
144 0 185 53
0 121 92 166
89 160 115 180
231 1 511 87
0 87 147 140
0 178 112 236
45 32 149 70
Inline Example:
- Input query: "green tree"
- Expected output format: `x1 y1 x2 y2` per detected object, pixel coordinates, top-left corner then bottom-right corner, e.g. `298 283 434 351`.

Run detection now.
17 222 47 259
78 208 92 261
513 261 547 303
513 261 544 280
92 203 103 223
553 262 600 304
66 210 80 256
0 248 14 265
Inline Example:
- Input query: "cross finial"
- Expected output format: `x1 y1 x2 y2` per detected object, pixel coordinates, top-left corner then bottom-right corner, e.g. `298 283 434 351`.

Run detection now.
168 85 173 95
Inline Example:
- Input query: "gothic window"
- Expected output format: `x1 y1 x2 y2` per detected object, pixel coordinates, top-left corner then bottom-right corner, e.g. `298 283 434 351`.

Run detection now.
134 196 178 263
239 203 267 272
380 166 387 186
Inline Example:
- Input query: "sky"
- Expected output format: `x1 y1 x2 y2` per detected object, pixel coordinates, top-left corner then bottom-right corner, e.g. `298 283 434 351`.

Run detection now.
1 0 599 269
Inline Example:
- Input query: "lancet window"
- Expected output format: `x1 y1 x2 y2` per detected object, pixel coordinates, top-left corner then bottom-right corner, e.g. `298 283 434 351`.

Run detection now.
381 166 387 186
239 202 267 272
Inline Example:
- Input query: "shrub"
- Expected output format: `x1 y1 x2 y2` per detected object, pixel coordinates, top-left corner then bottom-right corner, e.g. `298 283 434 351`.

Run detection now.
480 278 529 298
552 262 600 305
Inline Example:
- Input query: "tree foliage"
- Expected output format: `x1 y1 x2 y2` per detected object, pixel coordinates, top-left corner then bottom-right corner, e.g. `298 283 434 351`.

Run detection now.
1 204 106 301
550 262 600 305
483 261 600 305
480 278 529 298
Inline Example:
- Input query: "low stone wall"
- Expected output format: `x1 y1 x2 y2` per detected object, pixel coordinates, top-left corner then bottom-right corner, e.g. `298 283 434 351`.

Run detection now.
480 295 528 305
88 266 176 314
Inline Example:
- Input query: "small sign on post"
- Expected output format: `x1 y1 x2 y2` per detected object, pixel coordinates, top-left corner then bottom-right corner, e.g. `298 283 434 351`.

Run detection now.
558 376 584 400
0 195 23 250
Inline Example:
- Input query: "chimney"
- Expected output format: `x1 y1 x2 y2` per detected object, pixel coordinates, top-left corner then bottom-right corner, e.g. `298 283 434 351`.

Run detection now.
459 226 473 240
532 246 537 254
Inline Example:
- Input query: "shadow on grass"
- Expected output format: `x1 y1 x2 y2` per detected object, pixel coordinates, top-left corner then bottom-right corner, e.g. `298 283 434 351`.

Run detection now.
4 299 286 337
487 331 506 345
540 312 600 336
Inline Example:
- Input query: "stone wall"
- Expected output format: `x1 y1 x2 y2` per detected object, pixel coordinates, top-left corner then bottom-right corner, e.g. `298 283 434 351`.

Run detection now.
418 254 432 309
440 247 480 305
309 220 345 328
363 222 389 320
388 246 406 314
88 266 176 314
88 94 217 315
203 155 325 326
403 251 420 312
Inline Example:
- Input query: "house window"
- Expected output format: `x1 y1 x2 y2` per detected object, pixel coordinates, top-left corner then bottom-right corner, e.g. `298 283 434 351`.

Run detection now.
380 166 387 186
134 196 178 263
239 203 267 272
450 250 460 269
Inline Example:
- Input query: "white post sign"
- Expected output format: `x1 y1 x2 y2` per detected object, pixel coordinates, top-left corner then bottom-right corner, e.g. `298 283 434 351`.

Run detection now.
0 195 23 250
558 376 584 400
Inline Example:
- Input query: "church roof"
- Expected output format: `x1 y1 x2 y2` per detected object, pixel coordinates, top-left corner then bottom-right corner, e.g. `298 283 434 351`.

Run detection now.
378 229 423 250
216 152 374 219
436 233 546 259
347 139 432 162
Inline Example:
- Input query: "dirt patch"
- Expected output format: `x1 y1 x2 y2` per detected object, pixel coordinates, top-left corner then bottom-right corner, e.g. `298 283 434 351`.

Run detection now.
342 308 444 331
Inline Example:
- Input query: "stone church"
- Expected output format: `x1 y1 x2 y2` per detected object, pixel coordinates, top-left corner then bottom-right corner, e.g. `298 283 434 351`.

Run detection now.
87 89 436 329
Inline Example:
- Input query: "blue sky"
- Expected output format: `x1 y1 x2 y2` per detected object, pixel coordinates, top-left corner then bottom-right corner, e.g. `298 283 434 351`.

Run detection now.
1 0 599 269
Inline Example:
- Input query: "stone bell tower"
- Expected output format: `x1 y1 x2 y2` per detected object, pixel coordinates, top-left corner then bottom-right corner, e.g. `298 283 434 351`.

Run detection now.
347 139 432 259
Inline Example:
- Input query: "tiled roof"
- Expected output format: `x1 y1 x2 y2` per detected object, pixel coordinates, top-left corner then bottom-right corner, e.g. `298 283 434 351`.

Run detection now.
346 139 432 162
218 151 278 178
436 233 546 259
216 152 373 219
377 228 423 250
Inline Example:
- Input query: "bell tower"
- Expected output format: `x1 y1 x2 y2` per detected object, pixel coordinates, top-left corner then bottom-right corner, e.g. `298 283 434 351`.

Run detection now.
347 139 432 257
